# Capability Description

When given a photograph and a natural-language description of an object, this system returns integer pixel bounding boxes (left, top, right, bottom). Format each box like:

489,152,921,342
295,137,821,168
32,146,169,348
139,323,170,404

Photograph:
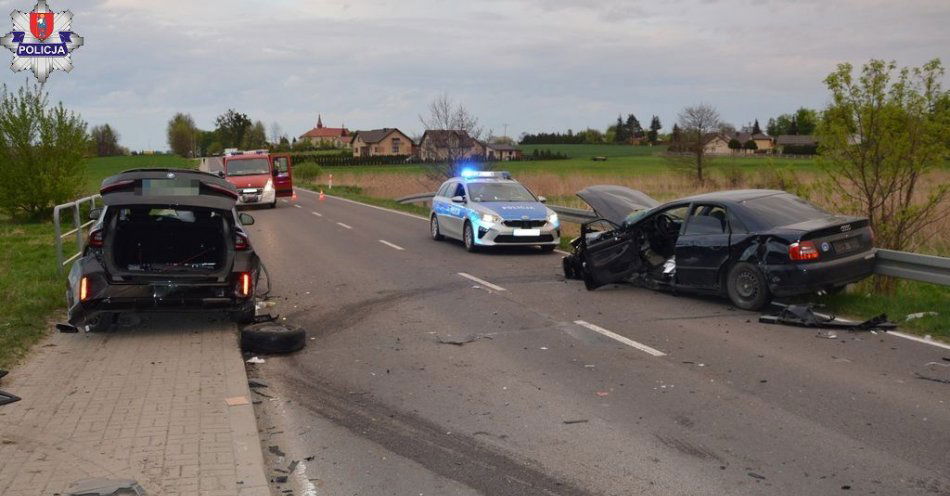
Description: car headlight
481,213,500,224
548,213,559,224
263,178,274,192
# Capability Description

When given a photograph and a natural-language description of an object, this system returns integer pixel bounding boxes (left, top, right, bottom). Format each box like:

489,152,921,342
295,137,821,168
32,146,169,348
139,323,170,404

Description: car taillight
88,228,103,248
235,232,249,251
236,272,252,298
79,276,90,301
789,241,820,261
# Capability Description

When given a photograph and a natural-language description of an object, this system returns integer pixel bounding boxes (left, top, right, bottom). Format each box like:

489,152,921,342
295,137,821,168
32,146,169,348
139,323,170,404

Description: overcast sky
0,0,947,150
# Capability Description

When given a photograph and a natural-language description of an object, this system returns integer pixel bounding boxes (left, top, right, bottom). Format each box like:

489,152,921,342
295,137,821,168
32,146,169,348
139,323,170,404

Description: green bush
0,84,88,221
294,163,323,182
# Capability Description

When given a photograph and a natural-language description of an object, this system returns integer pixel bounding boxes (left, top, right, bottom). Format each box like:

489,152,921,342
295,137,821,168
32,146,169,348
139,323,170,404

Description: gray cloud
0,0,945,149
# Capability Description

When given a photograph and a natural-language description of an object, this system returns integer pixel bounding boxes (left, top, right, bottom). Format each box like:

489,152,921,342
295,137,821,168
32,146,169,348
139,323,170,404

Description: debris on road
0,370,20,407
760,303,896,331
241,323,306,354
595,391,610,397
246,356,266,364
816,330,838,339
747,472,767,480
67,478,146,496
248,379,269,388
269,445,286,457
563,419,589,424
225,396,249,406
436,334,493,346
915,361,950,385
905,311,938,321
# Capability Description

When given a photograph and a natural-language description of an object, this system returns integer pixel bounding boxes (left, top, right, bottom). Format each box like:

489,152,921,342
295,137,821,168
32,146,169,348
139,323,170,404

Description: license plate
241,195,259,203
513,228,541,237
833,238,860,253
242,188,257,194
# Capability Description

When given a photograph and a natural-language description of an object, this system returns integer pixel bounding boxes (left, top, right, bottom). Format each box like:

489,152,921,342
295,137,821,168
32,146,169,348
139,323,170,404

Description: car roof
452,177,519,184
672,189,786,204
100,168,238,209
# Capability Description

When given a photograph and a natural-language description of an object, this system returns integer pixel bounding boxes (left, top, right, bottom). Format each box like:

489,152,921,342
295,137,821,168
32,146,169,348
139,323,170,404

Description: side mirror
88,208,102,221
451,195,465,203
537,196,547,203
239,213,255,225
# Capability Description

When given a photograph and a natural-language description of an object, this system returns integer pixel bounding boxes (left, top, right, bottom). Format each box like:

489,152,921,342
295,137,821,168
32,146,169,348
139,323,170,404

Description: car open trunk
104,206,233,280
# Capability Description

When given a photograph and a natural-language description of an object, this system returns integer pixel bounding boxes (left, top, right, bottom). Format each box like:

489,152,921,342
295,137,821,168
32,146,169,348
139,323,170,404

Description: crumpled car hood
576,185,659,225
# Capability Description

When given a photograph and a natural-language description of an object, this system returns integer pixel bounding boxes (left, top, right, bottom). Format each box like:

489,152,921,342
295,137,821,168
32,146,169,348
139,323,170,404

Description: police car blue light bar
460,170,512,179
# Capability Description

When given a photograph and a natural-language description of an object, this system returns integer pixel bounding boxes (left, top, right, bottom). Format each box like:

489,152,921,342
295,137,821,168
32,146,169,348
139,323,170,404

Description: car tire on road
463,222,478,252
562,255,579,279
269,200,277,209
726,262,770,310
240,323,306,354
430,215,444,241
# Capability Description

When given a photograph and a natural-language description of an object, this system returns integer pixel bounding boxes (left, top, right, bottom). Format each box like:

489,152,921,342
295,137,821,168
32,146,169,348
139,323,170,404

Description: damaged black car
563,186,876,310
65,169,261,331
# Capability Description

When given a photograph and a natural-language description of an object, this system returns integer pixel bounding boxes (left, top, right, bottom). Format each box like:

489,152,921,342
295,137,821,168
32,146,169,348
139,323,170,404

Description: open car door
579,219,642,290
271,154,293,197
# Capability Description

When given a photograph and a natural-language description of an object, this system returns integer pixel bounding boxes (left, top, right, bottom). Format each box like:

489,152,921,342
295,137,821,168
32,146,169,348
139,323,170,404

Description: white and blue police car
429,170,560,252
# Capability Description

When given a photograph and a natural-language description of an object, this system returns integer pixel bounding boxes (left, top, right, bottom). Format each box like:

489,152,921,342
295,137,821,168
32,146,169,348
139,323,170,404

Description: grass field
0,155,194,369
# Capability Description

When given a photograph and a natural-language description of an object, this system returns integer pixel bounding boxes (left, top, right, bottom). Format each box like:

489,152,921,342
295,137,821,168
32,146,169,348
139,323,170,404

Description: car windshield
743,193,830,227
226,158,270,176
468,182,536,202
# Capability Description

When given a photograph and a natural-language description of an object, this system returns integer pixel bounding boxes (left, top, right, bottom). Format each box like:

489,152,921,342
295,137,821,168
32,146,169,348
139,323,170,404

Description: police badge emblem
1,1,83,83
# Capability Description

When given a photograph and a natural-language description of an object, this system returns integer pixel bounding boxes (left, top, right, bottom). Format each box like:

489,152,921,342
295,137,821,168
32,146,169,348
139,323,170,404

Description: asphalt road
243,189,950,496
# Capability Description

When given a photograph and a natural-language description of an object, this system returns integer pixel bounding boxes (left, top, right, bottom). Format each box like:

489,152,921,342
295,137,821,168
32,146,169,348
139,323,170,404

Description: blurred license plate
833,238,860,253
513,228,541,236
242,195,259,203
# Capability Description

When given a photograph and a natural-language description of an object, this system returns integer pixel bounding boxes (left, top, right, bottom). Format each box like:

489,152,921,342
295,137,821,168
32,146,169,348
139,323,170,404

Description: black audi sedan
65,169,261,331
562,186,876,310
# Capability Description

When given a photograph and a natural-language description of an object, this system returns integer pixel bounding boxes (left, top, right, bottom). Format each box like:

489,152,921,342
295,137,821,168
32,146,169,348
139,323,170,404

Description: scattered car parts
759,303,896,330
240,323,306,354
0,370,19,406
67,478,146,496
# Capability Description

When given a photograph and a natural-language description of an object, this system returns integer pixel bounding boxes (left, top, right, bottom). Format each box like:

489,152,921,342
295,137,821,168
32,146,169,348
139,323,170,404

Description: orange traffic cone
291,191,298,201
319,190,325,201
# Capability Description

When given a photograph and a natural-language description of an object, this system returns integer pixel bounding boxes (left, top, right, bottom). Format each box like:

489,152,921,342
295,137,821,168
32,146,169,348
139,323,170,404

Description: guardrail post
53,205,64,274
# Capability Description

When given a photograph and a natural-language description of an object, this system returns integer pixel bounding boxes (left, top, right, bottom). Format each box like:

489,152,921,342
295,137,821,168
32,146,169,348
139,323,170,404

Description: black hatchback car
563,186,876,310
65,169,261,331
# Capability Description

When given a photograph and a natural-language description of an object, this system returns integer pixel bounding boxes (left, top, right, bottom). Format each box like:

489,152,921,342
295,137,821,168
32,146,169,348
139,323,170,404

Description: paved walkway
0,316,268,496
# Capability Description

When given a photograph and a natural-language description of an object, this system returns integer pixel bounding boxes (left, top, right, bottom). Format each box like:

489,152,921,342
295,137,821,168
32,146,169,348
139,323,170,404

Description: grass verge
0,155,195,369
307,183,429,218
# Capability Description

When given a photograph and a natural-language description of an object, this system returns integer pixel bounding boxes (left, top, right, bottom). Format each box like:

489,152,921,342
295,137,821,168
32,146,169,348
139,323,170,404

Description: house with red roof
299,115,351,148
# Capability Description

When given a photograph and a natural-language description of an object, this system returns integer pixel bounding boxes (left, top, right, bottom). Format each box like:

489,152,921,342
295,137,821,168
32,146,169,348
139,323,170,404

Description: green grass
309,182,429,217
0,155,195,369
520,143,666,158
815,278,949,339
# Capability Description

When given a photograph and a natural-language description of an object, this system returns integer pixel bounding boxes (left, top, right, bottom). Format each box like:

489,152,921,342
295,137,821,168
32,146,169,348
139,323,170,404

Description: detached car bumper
473,219,560,246
765,250,876,297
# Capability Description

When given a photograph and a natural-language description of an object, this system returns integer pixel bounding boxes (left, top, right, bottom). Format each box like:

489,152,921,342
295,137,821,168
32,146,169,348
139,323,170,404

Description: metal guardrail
53,194,101,274
396,192,949,286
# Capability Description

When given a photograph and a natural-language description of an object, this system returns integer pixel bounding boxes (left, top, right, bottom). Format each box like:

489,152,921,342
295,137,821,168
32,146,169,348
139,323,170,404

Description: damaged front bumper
472,218,560,247
236,186,276,206
764,250,876,297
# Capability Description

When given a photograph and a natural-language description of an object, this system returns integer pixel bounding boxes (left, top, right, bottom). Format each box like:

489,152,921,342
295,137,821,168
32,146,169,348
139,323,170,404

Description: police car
429,171,560,252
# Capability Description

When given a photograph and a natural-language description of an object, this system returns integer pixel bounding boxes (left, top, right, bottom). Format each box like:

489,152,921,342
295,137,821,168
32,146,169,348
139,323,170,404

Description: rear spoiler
100,178,238,200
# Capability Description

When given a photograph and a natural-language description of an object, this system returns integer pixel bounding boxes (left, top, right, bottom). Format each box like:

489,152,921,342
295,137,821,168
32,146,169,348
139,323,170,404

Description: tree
818,58,949,271
728,138,742,152
214,109,251,148
242,120,267,149
418,93,485,179
648,115,662,144
752,119,762,135
671,103,721,182
766,117,778,136
793,107,818,135
166,112,198,157
268,122,283,144
787,117,799,135
89,124,121,156
613,115,628,143
625,114,643,138
743,139,758,151
0,84,88,220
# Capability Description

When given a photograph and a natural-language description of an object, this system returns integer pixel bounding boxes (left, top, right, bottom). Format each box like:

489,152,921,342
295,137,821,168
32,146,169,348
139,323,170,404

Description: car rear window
742,193,829,228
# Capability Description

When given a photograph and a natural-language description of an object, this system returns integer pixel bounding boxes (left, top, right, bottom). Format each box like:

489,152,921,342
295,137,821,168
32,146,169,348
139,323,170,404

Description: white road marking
311,211,322,217
297,187,427,221
887,330,950,351
458,272,506,292
336,222,352,229
574,320,666,357
379,240,405,251
294,204,302,208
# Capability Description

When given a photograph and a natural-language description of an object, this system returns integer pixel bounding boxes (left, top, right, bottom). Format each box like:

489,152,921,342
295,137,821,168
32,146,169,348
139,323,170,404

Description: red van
222,150,294,208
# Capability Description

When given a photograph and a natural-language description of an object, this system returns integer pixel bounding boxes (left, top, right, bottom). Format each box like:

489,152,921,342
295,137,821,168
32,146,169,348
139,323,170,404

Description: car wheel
240,323,306,354
430,215,444,241
463,222,478,252
269,200,277,209
562,255,578,279
726,262,770,310
86,312,116,332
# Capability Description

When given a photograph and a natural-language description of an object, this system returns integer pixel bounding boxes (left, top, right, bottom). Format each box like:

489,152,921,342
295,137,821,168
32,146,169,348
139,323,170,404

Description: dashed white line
311,211,322,217
887,330,950,351
379,240,405,251
458,272,506,292
336,222,352,229
297,187,427,221
574,320,666,357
